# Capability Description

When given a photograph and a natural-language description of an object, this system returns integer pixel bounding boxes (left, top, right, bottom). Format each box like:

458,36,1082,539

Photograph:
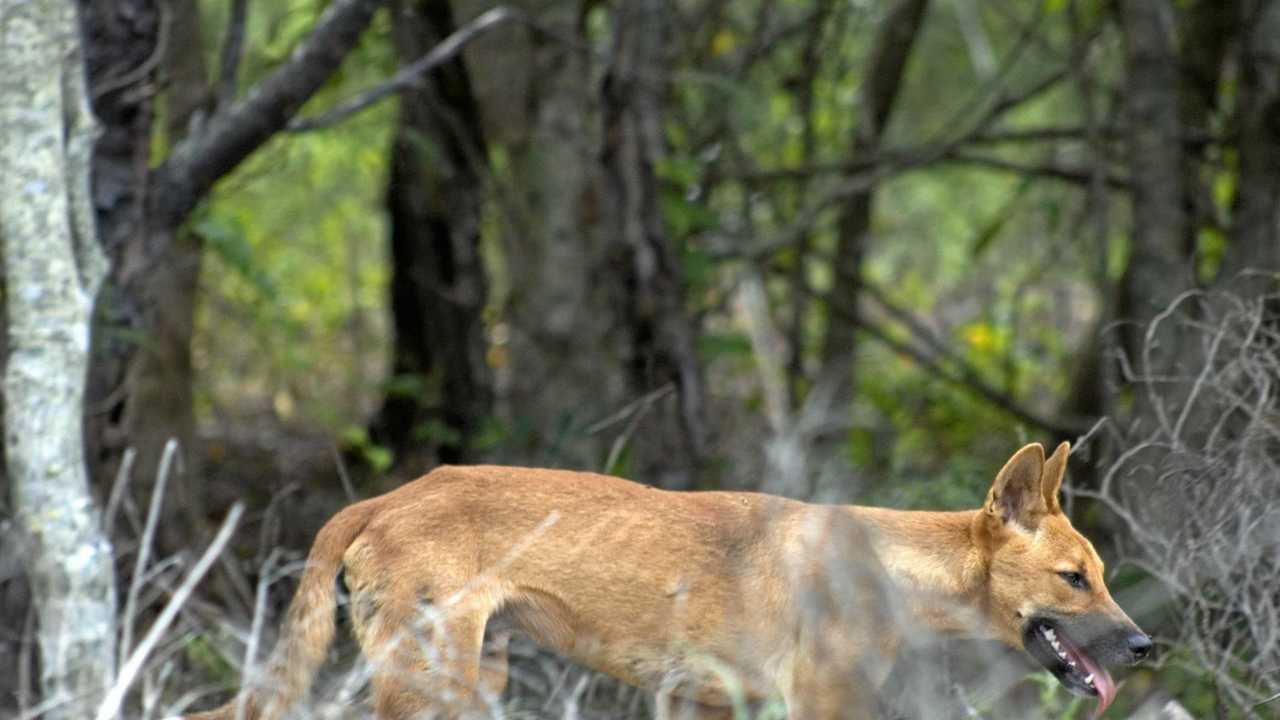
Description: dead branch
1087,286,1280,711
287,6,521,133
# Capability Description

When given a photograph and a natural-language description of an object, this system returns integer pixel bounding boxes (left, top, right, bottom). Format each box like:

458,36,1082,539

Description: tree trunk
454,0,631,470
817,0,928,475
373,0,493,464
81,0,162,505
81,0,388,550
0,1,118,715
84,0,211,554
1118,0,1197,428
601,0,710,488
1221,0,1280,294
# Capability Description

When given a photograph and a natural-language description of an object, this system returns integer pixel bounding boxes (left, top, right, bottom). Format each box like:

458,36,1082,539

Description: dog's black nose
1127,632,1153,661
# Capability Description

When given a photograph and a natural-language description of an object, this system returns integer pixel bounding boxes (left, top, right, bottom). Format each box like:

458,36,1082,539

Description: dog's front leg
782,655,878,720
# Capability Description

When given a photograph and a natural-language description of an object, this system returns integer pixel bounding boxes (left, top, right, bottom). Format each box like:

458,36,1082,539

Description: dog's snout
1127,632,1153,661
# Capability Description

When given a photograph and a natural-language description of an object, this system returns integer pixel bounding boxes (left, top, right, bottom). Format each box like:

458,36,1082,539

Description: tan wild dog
181,442,1151,719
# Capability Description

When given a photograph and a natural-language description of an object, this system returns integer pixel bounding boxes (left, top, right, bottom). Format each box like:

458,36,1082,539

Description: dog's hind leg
346,568,498,719
426,609,495,718
478,627,511,703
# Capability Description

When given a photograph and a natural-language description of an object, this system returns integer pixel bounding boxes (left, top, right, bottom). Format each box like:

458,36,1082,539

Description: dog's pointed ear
1041,441,1069,514
983,443,1047,531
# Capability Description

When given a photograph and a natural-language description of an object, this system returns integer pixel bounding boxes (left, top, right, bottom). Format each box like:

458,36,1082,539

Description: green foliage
340,425,393,473
1027,671,1087,719
182,634,237,684
412,418,463,448
699,331,754,361
193,1,395,431
191,213,278,300
161,0,1276,714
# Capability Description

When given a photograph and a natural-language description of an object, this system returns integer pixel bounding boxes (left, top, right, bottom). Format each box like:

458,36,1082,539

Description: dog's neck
843,506,989,636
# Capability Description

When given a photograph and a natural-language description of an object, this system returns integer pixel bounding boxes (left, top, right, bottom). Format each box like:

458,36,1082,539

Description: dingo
183,442,1150,718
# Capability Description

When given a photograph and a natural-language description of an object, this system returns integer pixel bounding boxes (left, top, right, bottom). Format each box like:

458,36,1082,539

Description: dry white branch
97,502,245,720
1093,285,1280,712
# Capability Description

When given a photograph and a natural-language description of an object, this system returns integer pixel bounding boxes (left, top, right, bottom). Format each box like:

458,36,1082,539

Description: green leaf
383,373,428,400
1196,227,1226,283
662,188,720,239
699,331,753,359
192,214,278,300
413,419,464,447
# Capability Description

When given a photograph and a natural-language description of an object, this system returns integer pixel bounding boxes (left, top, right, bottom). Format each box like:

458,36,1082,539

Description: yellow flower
964,323,996,353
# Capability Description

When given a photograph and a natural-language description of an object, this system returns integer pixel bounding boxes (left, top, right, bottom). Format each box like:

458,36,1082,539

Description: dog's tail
182,499,378,720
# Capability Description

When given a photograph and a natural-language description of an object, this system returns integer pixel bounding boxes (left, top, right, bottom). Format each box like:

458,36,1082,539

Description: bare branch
287,6,521,133
944,151,1130,190
153,0,389,225
119,440,180,668
793,273,1085,437
1092,287,1280,709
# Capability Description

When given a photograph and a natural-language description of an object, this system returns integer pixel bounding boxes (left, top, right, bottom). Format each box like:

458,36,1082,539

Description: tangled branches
1083,284,1280,713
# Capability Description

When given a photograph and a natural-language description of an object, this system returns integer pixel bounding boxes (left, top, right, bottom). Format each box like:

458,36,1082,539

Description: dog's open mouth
1024,618,1116,716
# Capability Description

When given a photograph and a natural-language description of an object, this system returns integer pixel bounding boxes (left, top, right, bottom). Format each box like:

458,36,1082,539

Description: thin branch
855,308,1084,437
102,448,136,538
802,278,1085,436
216,0,250,109
91,3,171,100
287,6,520,133
585,383,676,435
119,440,180,668
726,126,1214,186
970,125,1107,143
708,160,916,261
944,151,1131,190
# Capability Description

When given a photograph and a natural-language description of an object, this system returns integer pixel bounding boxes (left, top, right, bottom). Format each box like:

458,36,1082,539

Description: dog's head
975,442,1152,716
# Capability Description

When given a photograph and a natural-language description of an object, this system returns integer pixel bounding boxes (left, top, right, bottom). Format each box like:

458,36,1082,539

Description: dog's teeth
1044,628,1056,640
1085,673,1094,685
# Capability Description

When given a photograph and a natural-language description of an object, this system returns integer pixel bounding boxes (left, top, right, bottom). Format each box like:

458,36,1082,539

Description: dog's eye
1059,571,1088,590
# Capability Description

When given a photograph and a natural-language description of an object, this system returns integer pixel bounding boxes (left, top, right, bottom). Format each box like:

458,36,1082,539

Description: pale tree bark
0,1,118,716
602,0,709,488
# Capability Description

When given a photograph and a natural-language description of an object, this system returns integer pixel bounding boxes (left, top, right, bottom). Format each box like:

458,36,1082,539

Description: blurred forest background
1,0,1279,717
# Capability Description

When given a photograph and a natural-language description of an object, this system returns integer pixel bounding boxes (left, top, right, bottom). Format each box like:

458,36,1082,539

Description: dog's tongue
1075,648,1116,717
